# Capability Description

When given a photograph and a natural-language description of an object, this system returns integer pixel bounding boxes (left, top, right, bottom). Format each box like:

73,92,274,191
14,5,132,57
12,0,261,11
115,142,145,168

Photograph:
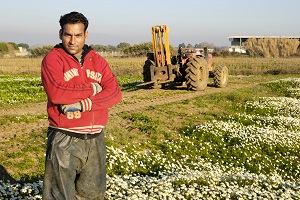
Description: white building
15,47,29,56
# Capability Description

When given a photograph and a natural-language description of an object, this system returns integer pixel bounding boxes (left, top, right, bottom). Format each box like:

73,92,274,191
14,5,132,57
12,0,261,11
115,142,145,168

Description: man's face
59,23,88,57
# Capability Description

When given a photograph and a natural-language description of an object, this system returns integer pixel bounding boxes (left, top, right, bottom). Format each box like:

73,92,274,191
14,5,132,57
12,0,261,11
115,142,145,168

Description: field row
1,56,300,75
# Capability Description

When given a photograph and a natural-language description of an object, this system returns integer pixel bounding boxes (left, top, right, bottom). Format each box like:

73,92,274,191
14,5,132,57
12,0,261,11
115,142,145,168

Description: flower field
1,78,299,199
0,75,45,108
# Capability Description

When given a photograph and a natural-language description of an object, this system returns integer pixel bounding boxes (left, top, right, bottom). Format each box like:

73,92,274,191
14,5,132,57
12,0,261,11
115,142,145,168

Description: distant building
15,47,29,57
227,36,300,53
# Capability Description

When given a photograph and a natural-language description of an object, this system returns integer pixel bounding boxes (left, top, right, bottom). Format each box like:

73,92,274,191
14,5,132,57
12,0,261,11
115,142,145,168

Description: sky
1,0,299,48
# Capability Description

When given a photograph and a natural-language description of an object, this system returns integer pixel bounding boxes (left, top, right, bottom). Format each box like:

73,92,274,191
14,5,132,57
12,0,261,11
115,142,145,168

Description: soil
0,80,252,142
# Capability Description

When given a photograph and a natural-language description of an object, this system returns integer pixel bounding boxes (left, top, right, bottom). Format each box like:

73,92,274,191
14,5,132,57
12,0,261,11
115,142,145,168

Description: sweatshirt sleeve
89,55,122,110
41,50,94,105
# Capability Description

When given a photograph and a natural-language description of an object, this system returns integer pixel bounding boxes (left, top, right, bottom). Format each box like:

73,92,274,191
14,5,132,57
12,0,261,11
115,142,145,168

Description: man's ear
85,30,89,42
59,29,62,40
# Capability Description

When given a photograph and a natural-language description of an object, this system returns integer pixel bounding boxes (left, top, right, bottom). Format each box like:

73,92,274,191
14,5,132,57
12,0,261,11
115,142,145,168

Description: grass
1,74,299,182
0,74,45,108
0,130,47,182
0,114,47,126
0,56,300,199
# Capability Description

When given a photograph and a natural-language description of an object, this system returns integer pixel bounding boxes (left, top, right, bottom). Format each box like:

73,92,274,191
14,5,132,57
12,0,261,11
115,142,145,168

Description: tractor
140,24,228,90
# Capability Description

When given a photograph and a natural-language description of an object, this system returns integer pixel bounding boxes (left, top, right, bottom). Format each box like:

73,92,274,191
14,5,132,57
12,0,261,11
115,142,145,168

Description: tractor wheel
213,65,228,88
143,59,154,82
185,57,209,91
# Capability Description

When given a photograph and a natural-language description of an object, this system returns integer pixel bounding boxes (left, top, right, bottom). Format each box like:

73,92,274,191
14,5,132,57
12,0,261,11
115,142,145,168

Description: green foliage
178,43,186,48
91,42,179,57
0,75,46,108
108,78,300,181
0,114,47,126
91,44,117,52
8,42,19,50
181,81,300,178
0,42,9,53
0,61,300,192
116,75,142,91
29,46,53,57
265,79,300,98
194,42,216,49
0,42,18,53
121,112,160,135
0,130,47,182
123,42,153,56
18,43,30,50
121,42,177,57
116,42,130,49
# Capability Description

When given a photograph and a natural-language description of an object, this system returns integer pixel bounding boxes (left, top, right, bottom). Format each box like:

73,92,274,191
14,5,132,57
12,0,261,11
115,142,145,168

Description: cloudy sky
1,0,299,47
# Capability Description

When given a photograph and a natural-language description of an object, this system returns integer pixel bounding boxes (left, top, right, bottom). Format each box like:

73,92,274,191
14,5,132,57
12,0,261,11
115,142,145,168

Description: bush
8,42,19,50
29,46,53,57
0,42,9,53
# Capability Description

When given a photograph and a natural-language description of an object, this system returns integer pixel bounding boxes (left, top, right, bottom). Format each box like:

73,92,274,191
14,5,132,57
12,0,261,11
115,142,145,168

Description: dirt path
0,81,251,141
109,84,246,115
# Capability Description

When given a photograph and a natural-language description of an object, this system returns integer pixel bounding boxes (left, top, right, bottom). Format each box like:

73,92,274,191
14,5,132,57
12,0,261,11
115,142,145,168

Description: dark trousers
42,129,106,200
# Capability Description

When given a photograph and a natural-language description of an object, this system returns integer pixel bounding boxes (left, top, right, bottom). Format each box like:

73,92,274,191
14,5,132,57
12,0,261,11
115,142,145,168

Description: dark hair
59,12,89,31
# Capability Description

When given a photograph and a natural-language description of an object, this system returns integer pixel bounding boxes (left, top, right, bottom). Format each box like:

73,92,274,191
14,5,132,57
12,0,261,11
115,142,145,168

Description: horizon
1,0,299,48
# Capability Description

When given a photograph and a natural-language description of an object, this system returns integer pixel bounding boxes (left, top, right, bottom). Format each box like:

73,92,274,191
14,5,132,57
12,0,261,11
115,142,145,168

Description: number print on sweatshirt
67,111,81,119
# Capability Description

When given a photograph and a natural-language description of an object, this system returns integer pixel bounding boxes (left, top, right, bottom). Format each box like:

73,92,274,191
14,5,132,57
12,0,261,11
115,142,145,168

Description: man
41,11,122,199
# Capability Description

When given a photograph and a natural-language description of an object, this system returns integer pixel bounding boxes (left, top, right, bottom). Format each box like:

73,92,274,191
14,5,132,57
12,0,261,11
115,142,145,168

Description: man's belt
49,127,102,140
63,131,101,140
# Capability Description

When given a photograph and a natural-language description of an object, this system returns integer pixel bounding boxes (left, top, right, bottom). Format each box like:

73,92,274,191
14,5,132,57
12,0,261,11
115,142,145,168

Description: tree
195,42,215,49
178,43,186,48
18,43,30,50
30,46,52,57
90,44,117,52
116,42,131,49
123,42,152,56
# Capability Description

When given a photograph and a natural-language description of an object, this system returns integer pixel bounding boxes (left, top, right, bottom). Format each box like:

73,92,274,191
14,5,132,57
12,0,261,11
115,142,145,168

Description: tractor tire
143,59,154,82
213,65,228,88
185,57,209,91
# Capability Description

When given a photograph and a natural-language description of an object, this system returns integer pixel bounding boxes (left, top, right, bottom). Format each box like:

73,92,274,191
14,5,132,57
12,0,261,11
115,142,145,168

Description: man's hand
59,98,92,118
91,83,102,96
60,102,82,114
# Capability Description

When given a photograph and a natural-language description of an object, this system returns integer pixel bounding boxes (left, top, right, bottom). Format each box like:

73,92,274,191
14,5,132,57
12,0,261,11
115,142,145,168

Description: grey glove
91,83,102,96
60,102,82,114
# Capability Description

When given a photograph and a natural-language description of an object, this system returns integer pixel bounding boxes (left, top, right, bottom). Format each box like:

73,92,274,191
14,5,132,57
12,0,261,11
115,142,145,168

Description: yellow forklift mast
151,25,171,67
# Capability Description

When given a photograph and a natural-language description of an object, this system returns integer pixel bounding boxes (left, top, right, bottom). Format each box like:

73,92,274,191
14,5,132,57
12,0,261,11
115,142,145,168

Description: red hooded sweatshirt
41,44,122,134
